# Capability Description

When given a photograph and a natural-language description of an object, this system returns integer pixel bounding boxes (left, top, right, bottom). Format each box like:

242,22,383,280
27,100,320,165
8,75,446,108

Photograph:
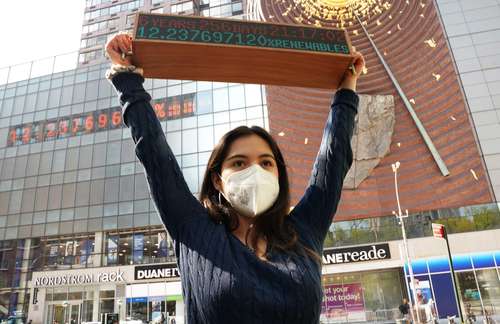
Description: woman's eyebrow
259,154,276,160
225,153,275,161
226,154,248,161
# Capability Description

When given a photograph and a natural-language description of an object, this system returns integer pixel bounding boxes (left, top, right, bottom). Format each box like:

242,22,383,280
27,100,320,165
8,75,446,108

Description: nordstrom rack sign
34,269,125,287
322,243,391,265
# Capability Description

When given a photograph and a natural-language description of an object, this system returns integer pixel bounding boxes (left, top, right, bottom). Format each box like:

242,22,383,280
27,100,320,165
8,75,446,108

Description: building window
99,289,115,316
151,7,164,14
126,14,136,25
171,1,194,13
78,49,104,63
104,230,175,266
41,235,95,270
84,0,144,21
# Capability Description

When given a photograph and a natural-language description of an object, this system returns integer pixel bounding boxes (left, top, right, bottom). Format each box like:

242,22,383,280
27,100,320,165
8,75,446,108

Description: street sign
432,223,445,239
431,222,463,321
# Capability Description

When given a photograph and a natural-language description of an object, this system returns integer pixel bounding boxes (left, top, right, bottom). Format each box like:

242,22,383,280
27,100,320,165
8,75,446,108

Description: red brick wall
262,1,494,220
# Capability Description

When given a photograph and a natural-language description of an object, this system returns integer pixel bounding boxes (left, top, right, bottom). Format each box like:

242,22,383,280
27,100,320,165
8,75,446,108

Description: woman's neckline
228,231,271,263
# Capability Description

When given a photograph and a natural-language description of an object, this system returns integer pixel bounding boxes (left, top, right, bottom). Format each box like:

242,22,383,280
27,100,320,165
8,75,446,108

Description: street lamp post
117,298,123,322
392,161,421,323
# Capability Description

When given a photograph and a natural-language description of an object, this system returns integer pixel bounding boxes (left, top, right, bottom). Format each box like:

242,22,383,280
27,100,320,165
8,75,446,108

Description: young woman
105,32,365,323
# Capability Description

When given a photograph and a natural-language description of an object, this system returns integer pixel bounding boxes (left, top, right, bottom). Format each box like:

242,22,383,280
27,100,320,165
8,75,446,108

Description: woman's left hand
339,50,365,92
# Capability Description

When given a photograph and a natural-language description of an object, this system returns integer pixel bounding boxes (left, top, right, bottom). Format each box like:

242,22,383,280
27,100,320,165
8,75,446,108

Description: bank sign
322,243,391,265
134,263,180,280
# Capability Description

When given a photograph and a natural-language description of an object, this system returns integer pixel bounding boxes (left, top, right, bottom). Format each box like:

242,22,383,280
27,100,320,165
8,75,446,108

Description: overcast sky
0,0,86,69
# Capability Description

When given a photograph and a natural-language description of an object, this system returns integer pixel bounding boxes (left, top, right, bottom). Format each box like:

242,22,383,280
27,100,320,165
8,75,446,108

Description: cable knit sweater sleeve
289,88,358,252
110,72,206,241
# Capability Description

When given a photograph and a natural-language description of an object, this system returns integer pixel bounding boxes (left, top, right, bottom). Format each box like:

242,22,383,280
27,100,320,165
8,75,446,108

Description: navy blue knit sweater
111,72,359,324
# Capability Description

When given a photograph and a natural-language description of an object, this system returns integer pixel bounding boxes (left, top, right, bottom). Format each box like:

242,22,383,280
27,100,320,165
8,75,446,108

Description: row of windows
82,19,119,35
1,85,265,148
2,87,263,139
79,48,105,64
0,88,262,153
0,212,164,240
83,5,166,40
0,227,173,287
85,0,111,7
200,2,243,17
150,6,165,14
81,33,114,49
0,78,264,120
5,91,194,147
0,72,113,118
0,63,245,100
36,229,175,270
0,67,111,107
84,0,144,21
0,123,266,211
0,176,151,215
0,146,216,188
171,1,195,13
0,140,140,182
0,197,158,227
0,122,267,220
1,68,105,99
0,107,266,165
201,0,234,6
1,110,266,176
1,199,158,226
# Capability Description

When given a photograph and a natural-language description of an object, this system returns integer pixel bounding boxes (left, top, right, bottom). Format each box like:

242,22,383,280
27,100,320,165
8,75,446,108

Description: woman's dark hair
199,126,320,262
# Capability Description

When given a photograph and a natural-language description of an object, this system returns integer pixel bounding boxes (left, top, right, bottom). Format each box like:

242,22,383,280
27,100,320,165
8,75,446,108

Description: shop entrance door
47,302,81,324
69,304,81,324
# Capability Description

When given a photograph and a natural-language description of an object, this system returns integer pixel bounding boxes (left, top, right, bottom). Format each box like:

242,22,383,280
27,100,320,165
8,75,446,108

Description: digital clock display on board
7,93,195,147
135,14,350,55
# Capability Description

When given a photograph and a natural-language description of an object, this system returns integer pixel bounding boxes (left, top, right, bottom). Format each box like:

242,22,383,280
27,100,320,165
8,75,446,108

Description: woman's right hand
105,32,134,65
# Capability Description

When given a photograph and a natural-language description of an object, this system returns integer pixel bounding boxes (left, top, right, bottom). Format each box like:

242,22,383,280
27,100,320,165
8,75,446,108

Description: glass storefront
405,252,500,322
456,268,500,321
26,228,177,273
126,282,183,323
28,263,184,324
44,285,116,324
320,269,405,323
126,297,179,323
320,252,500,323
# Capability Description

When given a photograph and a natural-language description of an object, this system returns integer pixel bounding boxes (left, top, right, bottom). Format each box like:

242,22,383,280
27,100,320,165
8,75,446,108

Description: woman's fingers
105,33,134,65
117,35,130,55
105,41,121,64
351,51,365,76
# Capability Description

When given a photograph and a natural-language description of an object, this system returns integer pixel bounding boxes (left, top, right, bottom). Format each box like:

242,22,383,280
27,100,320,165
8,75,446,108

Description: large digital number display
7,93,195,147
135,14,350,55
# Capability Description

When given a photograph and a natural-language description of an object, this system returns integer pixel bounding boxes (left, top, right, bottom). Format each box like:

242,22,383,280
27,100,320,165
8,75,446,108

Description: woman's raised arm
290,52,364,250
106,33,206,242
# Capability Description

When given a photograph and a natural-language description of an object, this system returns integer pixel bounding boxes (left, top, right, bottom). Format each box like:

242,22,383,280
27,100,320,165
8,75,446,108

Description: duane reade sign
134,263,180,280
322,243,391,265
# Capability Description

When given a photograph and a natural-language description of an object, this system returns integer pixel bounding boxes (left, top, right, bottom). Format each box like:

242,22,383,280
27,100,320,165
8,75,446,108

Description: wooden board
131,13,354,89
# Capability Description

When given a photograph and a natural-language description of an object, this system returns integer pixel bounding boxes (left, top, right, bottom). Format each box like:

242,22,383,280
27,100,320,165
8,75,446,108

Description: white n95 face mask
220,164,280,217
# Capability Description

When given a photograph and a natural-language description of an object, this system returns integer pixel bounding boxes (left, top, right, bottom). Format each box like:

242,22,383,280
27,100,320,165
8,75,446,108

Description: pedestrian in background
399,298,410,322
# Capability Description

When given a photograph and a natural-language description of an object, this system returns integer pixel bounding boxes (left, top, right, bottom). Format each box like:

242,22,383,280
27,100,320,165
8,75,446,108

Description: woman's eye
261,160,273,167
233,160,245,168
